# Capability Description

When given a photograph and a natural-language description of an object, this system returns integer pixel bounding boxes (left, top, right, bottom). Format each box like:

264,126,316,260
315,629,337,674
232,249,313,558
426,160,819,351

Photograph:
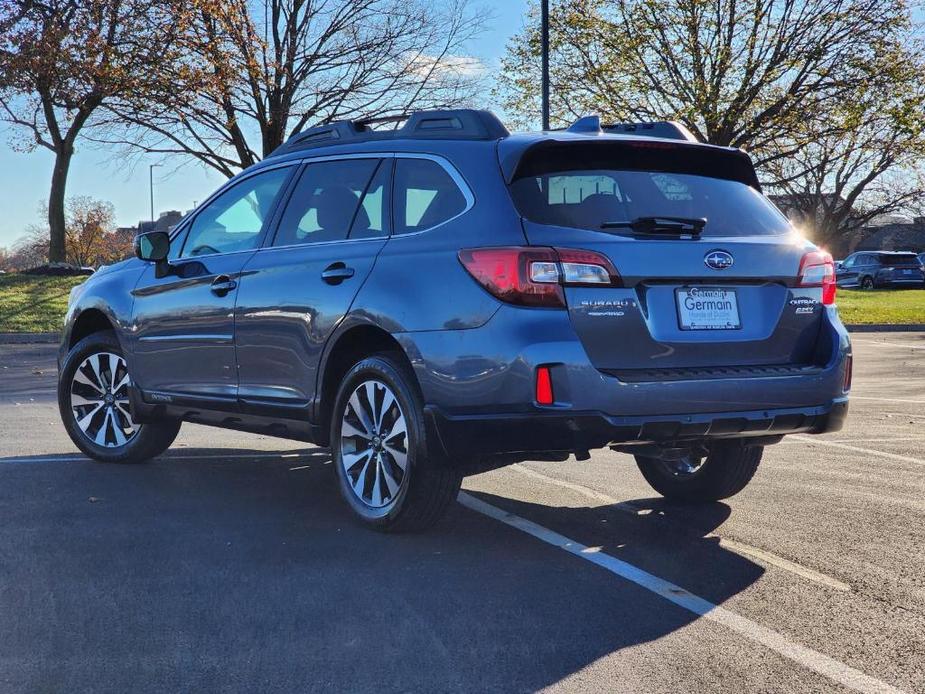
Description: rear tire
331,354,460,532
58,331,181,464
635,443,763,503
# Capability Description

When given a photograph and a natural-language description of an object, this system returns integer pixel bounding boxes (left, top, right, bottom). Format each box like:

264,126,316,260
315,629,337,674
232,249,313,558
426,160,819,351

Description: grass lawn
0,273,86,333
836,288,925,325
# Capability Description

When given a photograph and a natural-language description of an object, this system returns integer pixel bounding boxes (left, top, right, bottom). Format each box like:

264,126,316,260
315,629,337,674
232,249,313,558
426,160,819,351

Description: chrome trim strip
137,334,233,344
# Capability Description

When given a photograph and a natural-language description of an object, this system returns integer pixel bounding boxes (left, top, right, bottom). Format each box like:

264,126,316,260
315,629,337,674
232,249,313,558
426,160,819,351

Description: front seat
313,186,368,242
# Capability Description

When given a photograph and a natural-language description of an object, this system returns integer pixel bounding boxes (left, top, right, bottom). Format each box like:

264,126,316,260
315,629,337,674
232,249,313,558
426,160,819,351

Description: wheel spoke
348,392,374,436
352,457,371,497
371,456,383,506
109,412,128,446
94,409,113,445
377,389,395,430
342,449,370,474
364,382,379,429
381,460,400,498
87,355,105,391
73,369,104,394
341,418,371,441
71,393,101,408
384,444,408,472
76,402,104,432
112,371,131,396
384,418,406,446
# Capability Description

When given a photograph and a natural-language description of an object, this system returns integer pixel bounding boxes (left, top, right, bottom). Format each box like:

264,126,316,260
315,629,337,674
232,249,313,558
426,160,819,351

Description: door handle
210,275,238,296
321,262,355,285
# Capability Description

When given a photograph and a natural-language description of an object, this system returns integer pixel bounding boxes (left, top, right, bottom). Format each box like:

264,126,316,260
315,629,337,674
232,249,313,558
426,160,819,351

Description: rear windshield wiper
601,216,707,235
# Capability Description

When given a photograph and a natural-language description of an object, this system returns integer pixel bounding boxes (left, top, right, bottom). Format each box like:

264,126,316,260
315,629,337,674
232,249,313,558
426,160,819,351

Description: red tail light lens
458,247,620,308
536,365,554,405
798,251,836,305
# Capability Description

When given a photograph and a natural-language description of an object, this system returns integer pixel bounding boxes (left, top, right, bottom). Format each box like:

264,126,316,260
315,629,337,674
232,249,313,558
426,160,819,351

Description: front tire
860,276,875,290
635,443,763,503
58,331,180,464
331,354,460,532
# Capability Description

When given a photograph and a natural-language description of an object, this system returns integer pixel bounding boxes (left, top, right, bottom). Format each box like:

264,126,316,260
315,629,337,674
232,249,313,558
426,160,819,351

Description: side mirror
135,231,170,262
134,231,171,277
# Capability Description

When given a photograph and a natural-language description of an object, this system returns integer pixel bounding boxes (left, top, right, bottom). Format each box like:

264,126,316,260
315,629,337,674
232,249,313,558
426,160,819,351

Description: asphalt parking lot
1,333,923,693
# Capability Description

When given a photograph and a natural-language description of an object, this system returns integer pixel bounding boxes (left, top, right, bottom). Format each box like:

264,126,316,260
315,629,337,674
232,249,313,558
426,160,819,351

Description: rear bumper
424,399,848,463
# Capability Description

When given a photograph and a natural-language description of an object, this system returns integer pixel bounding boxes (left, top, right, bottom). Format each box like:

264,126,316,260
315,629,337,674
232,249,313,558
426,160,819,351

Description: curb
845,324,925,332
0,332,60,344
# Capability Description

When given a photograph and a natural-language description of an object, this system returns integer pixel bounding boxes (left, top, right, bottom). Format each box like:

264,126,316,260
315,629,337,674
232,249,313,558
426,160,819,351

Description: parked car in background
835,251,925,289
917,252,925,268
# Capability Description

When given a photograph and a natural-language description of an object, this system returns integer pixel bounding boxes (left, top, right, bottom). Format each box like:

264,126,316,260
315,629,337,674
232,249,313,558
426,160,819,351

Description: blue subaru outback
57,110,851,531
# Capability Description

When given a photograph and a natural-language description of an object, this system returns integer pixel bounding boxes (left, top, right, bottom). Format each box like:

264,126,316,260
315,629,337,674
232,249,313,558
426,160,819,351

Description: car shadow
0,450,764,693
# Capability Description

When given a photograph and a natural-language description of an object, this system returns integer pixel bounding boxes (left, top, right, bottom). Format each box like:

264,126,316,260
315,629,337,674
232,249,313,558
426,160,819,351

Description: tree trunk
48,147,72,264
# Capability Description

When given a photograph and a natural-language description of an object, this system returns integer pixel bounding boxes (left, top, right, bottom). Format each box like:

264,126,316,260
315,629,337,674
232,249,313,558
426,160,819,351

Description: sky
0,0,530,248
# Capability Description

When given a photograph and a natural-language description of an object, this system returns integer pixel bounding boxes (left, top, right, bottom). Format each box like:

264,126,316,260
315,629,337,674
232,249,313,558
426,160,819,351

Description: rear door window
392,158,468,234
273,158,381,246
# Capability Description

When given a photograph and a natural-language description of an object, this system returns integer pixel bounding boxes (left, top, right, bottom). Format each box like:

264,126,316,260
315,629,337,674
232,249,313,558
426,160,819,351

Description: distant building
852,217,925,254
119,210,185,238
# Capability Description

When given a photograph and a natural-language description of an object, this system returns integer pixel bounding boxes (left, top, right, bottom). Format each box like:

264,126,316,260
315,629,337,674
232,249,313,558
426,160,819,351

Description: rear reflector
536,366,554,405
798,251,836,305
459,246,620,308
844,355,853,391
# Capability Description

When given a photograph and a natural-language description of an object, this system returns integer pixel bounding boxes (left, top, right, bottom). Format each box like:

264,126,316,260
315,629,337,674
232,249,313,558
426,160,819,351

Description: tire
860,276,875,290
635,442,763,503
58,330,181,464
330,353,460,532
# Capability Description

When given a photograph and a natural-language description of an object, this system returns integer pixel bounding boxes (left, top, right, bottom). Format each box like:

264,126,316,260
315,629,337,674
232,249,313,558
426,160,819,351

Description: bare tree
104,0,489,178
0,0,194,262
496,0,925,248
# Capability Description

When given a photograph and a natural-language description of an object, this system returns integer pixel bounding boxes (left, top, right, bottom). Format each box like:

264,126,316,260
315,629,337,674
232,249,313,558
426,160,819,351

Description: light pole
149,163,162,223
541,0,550,130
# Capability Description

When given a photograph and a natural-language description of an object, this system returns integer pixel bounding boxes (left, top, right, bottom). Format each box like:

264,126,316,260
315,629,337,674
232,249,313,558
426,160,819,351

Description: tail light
458,247,620,308
798,251,836,305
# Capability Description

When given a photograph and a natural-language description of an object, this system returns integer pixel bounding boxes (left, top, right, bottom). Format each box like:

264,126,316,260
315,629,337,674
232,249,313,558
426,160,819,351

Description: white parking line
509,464,851,591
459,492,903,694
790,436,925,467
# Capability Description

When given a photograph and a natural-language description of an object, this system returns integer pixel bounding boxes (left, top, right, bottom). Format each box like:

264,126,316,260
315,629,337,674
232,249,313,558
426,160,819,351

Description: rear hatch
507,138,828,376
876,253,924,282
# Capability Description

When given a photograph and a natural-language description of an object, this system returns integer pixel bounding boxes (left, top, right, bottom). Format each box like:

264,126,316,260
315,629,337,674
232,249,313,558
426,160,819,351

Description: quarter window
393,158,468,234
182,167,290,258
274,159,381,246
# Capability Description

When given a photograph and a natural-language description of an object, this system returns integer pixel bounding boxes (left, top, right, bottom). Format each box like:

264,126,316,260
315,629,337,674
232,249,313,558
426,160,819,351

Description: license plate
903,269,914,275
676,287,741,330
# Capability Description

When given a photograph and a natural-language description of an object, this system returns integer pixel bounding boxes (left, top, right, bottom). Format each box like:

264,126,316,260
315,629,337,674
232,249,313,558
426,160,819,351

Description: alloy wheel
70,351,139,448
661,454,706,477
339,379,409,509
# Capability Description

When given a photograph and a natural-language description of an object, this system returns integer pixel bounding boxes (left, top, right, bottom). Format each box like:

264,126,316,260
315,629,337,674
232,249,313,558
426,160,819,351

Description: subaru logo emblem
705,250,734,270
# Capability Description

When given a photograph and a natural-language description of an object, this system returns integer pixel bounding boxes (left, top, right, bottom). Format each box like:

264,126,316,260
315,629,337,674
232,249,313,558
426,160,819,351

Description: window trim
168,161,297,261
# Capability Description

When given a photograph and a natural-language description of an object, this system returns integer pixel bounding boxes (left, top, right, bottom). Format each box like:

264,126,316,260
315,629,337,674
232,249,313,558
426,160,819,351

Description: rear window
877,254,919,264
510,169,790,237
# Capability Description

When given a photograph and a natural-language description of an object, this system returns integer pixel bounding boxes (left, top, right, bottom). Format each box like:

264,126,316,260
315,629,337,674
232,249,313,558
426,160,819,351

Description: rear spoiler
499,137,762,191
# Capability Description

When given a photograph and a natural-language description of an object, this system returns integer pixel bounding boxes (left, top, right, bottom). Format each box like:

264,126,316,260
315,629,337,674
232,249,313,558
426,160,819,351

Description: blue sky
0,0,530,247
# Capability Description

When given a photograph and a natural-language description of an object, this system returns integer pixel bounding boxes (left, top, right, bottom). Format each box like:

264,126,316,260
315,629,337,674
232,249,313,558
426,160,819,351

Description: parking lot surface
1,333,923,693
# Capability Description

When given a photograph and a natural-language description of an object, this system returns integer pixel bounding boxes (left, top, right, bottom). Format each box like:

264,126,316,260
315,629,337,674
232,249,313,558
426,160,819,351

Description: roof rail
269,109,510,158
603,120,698,142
